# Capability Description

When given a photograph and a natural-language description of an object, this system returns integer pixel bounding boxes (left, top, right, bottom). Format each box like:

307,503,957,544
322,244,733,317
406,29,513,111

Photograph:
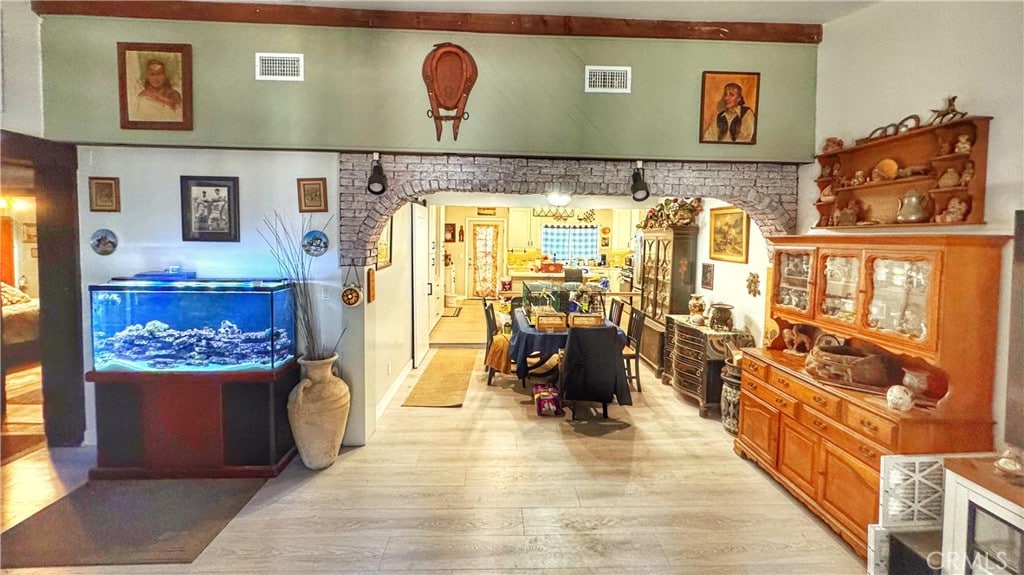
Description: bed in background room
2,282,40,369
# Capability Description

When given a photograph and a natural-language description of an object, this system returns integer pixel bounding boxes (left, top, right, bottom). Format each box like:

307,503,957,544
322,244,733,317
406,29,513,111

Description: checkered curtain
541,225,598,263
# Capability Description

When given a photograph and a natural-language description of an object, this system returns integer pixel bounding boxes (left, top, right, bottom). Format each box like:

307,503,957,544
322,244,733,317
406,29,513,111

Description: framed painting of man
118,42,193,130
699,71,760,145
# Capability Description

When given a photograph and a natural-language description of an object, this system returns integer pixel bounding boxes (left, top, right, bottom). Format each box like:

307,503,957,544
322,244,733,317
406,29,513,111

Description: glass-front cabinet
863,252,940,353
816,250,861,328
773,248,815,320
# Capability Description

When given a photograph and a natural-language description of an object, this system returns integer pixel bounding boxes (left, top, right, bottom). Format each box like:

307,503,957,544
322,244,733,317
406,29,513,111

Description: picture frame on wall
180,176,240,242
297,177,328,213
699,71,760,144
89,177,121,212
444,223,456,243
709,206,750,263
702,263,715,290
377,216,393,270
118,42,193,131
22,223,37,243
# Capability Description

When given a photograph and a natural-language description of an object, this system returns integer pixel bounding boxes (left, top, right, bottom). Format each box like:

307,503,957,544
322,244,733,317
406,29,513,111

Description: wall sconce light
630,161,650,202
367,152,388,195
547,192,571,207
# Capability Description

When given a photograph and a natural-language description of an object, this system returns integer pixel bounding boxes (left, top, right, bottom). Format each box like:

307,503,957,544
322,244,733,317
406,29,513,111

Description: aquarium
522,281,573,314
89,279,295,372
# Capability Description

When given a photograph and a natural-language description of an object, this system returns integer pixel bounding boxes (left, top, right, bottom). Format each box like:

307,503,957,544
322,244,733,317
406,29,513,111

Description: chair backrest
626,308,645,347
558,325,629,403
608,297,624,326
509,296,524,313
484,303,497,353
563,267,583,284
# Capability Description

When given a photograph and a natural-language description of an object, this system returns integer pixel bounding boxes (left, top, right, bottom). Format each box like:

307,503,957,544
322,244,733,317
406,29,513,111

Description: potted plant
260,212,348,470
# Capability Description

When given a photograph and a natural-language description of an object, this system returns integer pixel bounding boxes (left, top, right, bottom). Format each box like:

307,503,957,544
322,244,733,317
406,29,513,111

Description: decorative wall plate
90,228,118,255
302,230,329,257
341,285,363,307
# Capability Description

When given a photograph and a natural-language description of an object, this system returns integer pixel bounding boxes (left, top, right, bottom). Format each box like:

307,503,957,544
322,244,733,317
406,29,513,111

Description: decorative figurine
937,167,961,188
935,196,971,223
954,134,973,154
886,385,915,412
958,161,975,186
849,171,867,187
822,137,844,153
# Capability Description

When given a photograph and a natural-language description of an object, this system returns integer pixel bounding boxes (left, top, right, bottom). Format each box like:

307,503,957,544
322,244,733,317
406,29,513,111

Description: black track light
367,153,387,195
630,164,650,202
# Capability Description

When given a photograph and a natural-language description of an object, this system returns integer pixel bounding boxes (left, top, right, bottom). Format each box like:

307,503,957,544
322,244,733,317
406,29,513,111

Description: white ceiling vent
585,65,631,93
255,53,304,81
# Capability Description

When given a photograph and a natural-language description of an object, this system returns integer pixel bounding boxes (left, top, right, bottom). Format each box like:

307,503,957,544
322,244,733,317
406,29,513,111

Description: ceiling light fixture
630,161,650,202
367,152,388,195
547,191,571,207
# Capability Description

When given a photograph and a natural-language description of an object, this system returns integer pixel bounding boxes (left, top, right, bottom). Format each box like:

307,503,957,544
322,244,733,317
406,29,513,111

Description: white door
467,219,505,298
427,205,444,328
411,203,430,367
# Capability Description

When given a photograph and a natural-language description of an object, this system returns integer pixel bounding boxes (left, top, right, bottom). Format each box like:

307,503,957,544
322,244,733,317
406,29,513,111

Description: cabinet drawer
769,373,841,419
799,407,889,471
843,403,897,449
742,376,797,419
742,355,768,380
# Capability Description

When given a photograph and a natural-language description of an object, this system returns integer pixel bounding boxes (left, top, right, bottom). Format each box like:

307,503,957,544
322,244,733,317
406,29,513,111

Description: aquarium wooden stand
87,360,300,479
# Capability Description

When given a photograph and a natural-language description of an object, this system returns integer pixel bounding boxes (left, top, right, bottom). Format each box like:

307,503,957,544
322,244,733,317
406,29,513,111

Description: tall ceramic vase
288,353,350,470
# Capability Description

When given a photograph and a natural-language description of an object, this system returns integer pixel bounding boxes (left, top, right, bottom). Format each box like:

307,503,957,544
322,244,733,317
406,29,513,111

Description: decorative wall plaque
422,42,478,141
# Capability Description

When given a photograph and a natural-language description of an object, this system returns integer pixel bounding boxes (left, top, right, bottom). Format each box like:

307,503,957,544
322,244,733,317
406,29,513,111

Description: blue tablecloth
508,308,625,380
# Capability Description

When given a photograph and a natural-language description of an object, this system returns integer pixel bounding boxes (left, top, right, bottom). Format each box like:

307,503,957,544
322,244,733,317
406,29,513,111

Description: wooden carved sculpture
422,42,478,141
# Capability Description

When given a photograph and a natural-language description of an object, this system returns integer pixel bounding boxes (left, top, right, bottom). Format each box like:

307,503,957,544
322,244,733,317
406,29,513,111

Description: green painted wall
41,17,817,161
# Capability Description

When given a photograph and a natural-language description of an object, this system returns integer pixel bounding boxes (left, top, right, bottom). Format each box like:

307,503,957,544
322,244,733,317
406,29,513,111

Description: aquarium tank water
89,279,296,372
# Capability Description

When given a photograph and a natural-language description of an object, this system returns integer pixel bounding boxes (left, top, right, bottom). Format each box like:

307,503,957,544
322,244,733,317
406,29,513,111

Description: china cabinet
814,116,990,228
736,233,1009,558
637,227,698,375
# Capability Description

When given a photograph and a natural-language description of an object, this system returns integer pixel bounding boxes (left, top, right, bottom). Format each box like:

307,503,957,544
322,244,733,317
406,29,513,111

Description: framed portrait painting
118,42,193,131
180,176,240,242
377,217,393,270
89,177,121,212
444,223,456,243
709,206,750,263
699,71,760,145
297,178,328,213
701,263,715,290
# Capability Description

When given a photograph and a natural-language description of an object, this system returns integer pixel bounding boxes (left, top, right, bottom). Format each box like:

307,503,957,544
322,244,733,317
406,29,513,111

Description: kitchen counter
507,268,619,292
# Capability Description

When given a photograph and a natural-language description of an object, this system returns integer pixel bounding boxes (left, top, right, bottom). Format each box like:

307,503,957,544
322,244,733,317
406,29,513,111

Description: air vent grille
255,53,304,81
585,65,631,93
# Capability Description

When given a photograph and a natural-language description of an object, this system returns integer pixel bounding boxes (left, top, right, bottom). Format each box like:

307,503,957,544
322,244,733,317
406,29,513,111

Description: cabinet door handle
747,381,758,390
775,397,787,407
858,444,877,458
813,395,827,405
812,418,828,431
775,378,789,387
859,418,878,432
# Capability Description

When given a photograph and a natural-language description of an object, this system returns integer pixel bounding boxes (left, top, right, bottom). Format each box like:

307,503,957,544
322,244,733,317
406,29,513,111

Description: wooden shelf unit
814,116,991,228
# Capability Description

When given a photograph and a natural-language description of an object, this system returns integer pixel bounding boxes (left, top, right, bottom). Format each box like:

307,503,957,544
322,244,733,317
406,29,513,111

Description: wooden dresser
736,234,1009,558
663,315,754,416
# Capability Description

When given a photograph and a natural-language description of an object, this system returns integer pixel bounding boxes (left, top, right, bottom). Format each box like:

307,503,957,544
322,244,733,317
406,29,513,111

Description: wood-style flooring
430,300,486,346
0,350,864,574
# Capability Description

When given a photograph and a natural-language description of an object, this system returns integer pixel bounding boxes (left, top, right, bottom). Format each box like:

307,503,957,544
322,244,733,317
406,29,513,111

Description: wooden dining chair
607,297,624,327
623,308,645,392
483,303,511,385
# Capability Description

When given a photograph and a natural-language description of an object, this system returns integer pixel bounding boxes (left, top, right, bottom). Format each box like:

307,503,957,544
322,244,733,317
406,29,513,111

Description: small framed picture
702,263,715,290
477,207,496,216
377,217,393,270
709,206,750,263
89,177,121,212
444,223,456,243
699,71,760,144
297,177,328,213
600,237,610,247
118,42,193,131
22,223,37,243
30,247,38,258
180,176,240,242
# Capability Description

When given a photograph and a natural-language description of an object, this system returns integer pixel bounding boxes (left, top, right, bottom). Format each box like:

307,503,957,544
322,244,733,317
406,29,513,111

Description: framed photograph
297,177,328,213
118,42,193,130
376,216,393,270
22,223,37,243
699,71,760,144
444,223,456,243
30,247,38,258
180,176,240,242
89,177,121,212
600,236,610,247
709,206,750,263
702,263,715,290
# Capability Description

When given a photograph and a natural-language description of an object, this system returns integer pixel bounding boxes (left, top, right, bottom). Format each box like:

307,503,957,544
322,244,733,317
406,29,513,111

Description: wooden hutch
735,233,1009,558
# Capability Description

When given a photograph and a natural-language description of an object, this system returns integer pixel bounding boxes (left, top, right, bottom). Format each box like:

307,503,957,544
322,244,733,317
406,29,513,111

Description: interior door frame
464,217,505,298
1,130,84,446
410,202,430,367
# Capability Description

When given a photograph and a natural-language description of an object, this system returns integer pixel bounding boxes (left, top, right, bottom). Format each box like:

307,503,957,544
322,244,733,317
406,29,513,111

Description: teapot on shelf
895,189,934,224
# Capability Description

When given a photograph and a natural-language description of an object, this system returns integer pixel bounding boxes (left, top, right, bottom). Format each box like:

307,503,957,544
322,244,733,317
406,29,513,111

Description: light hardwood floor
1,350,864,574
430,301,486,346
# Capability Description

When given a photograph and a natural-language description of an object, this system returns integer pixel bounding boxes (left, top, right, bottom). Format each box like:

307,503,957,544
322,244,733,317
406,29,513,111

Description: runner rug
0,478,265,568
402,348,478,408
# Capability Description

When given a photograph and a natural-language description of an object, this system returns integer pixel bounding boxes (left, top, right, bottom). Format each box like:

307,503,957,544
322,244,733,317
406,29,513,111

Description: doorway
467,219,505,298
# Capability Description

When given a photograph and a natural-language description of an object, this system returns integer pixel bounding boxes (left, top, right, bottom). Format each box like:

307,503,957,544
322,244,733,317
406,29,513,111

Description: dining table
508,307,626,382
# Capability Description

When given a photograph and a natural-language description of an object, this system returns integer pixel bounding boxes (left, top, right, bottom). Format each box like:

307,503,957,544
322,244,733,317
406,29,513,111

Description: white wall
813,2,1024,447
0,0,43,136
76,147,350,444
694,198,770,346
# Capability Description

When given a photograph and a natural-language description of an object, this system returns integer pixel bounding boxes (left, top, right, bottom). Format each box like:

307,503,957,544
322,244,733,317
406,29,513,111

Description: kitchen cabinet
508,208,533,249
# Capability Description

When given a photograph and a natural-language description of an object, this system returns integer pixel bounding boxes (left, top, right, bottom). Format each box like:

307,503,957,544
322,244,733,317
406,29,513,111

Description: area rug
442,306,462,317
402,348,478,408
0,433,47,465
0,478,265,568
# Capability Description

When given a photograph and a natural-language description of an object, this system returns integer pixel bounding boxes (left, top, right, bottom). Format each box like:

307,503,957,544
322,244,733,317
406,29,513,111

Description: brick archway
337,153,799,266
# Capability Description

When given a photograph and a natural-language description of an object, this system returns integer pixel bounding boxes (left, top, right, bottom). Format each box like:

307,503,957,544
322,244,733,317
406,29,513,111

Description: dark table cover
508,308,625,380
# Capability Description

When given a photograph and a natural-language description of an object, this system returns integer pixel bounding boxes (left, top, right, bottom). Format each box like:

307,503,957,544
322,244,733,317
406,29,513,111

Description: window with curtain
540,225,599,263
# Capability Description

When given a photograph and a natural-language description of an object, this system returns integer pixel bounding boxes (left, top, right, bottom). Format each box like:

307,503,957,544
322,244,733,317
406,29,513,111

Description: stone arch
337,153,799,266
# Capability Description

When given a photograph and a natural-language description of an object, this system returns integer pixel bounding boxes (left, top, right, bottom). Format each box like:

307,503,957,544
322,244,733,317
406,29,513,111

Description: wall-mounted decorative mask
422,42,478,141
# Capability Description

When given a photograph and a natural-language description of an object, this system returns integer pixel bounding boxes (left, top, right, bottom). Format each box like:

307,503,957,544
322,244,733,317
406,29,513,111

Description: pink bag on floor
533,385,564,417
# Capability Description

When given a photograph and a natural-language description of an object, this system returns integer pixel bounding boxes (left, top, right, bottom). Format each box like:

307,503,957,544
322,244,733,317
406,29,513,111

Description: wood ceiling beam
30,1,823,44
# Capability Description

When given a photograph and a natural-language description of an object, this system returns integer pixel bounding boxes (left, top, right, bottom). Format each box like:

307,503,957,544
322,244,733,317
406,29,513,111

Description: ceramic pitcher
895,189,934,223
